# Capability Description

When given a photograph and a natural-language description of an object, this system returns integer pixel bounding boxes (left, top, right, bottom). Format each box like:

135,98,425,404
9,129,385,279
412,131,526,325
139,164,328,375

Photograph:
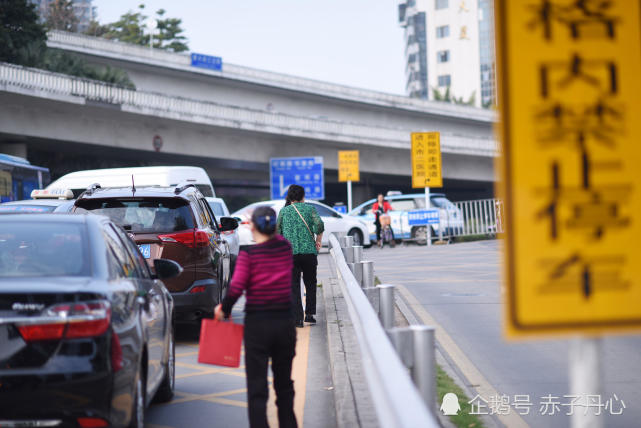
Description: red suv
74,183,238,322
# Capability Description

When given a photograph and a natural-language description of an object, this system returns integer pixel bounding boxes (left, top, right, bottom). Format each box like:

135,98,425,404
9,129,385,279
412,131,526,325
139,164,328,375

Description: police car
0,189,75,214
348,192,463,244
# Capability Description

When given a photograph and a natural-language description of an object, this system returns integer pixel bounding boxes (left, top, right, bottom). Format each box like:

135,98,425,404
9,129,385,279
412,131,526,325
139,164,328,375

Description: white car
206,197,240,264
233,200,371,248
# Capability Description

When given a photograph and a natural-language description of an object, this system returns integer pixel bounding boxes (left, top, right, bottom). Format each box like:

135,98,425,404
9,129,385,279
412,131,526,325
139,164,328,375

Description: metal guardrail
327,234,439,428
0,61,497,156
436,198,504,239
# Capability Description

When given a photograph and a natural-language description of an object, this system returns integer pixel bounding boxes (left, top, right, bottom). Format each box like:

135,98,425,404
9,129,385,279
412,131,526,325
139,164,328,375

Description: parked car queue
0,178,240,427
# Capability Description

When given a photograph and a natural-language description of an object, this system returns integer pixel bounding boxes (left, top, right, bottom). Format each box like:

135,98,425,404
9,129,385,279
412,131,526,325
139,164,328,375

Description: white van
47,166,215,197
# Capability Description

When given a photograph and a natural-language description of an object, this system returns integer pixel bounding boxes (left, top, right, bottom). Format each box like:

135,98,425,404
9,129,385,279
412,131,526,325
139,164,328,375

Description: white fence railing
0,62,498,156
433,198,504,239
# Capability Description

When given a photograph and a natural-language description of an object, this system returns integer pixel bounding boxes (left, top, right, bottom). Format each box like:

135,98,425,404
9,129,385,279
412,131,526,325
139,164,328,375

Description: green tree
102,4,189,52
0,0,47,66
45,0,78,32
41,48,135,88
84,20,109,37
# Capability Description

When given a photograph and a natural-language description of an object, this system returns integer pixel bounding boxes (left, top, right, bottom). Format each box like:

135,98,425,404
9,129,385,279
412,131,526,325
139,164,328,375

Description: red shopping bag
198,318,244,367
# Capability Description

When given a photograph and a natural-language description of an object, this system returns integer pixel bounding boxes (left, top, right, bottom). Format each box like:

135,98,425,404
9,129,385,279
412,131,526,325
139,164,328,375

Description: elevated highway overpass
0,31,498,207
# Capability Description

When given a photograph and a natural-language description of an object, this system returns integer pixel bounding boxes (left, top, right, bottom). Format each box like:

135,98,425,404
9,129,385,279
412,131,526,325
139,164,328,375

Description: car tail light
159,229,210,248
190,285,206,294
77,417,109,428
17,300,111,342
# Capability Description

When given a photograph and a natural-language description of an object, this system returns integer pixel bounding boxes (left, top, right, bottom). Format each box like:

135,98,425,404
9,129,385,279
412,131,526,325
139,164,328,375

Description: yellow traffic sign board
338,150,359,182
496,0,641,337
411,132,442,188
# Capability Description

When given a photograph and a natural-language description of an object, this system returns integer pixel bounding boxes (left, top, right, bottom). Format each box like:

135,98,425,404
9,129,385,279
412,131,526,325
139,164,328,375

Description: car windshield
76,198,195,233
0,204,57,213
208,201,225,217
233,202,277,219
430,197,456,209
0,222,89,277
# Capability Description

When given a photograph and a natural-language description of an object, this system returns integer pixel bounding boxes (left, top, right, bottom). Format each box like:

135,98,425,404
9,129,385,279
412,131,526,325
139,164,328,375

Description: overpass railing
0,62,497,156
327,234,440,428
47,30,496,125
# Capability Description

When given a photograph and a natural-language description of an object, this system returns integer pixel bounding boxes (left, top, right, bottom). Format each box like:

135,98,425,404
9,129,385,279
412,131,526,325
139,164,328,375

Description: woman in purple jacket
215,206,297,428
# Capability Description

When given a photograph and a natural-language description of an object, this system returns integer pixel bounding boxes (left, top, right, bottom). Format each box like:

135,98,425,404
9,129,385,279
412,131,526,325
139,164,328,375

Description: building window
435,0,449,10
436,25,450,38
438,75,451,87
437,50,450,63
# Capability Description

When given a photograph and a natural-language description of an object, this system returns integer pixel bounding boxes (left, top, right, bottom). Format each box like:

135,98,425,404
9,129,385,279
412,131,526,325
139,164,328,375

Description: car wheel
412,226,427,246
129,369,145,428
154,319,175,403
348,228,363,246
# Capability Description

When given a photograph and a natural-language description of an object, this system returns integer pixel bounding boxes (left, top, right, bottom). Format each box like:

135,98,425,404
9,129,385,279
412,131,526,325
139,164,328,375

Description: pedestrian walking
277,185,324,328
215,206,298,428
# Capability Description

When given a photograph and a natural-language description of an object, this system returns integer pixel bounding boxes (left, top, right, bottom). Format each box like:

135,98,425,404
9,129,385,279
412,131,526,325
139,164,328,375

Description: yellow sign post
338,150,359,212
411,132,442,189
496,1,641,339
411,132,442,247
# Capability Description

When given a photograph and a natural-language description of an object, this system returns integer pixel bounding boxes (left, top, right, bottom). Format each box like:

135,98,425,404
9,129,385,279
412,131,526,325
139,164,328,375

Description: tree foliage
42,48,135,88
432,87,477,107
45,0,78,32
101,4,188,52
0,0,48,66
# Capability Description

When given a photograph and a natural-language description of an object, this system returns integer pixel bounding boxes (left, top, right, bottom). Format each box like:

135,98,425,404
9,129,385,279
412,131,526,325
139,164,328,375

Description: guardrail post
349,262,363,286
352,245,363,263
411,325,436,412
341,235,354,248
360,261,374,289
377,284,395,330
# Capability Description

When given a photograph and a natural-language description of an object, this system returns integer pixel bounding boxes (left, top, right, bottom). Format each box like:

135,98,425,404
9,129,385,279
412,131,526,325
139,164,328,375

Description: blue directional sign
270,157,324,200
407,209,440,226
190,53,223,71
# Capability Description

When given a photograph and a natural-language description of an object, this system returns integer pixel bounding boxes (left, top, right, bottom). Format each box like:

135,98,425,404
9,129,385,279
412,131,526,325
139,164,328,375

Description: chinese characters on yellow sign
338,150,359,182
496,0,641,336
411,132,442,188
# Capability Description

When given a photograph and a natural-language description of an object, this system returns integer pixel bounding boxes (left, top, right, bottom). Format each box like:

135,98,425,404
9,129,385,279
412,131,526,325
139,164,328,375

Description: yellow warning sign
411,132,442,188
496,1,641,337
338,150,359,182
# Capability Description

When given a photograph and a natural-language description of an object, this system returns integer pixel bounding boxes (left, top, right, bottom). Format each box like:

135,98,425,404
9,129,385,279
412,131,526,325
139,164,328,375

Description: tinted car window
111,225,151,279
0,205,56,213
196,184,213,197
102,225,140,279
76,198,195,233
0,222,89,277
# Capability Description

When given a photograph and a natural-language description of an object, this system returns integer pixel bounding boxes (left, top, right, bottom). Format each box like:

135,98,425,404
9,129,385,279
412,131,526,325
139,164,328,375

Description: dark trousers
292,253,318,322
244,314,298,428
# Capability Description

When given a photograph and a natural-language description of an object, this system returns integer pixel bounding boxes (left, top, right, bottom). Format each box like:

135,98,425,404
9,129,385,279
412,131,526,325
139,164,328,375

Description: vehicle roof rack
174,182,197,194
82,183,102,197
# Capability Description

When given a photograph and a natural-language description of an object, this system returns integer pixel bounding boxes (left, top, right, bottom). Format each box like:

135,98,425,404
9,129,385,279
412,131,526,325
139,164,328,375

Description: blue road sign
190,53,223,71
408,209,440,226
270,157,324,200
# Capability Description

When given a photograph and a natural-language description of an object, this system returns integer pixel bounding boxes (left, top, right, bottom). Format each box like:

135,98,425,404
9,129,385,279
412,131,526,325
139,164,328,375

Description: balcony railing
0,62,499,156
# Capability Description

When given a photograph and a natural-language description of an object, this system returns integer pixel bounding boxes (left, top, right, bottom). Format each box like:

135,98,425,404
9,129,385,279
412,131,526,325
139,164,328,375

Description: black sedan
0,214,179,427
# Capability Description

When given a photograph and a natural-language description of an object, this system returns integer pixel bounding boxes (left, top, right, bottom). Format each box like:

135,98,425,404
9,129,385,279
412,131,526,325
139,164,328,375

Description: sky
91,1,407,95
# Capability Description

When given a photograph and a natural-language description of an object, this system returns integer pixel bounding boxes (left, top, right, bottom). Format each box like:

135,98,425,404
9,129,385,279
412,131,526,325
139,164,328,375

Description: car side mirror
220,216,239,231
154,258,183,280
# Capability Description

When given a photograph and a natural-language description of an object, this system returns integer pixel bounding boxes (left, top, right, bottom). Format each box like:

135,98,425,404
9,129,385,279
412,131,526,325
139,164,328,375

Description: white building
398,0,496,107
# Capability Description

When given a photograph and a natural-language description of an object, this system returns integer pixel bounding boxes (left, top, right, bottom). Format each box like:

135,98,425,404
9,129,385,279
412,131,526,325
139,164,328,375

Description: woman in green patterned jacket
276,184,324,328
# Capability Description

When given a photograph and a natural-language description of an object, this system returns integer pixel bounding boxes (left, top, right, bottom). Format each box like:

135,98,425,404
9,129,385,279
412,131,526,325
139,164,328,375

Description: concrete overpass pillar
0,143,27,159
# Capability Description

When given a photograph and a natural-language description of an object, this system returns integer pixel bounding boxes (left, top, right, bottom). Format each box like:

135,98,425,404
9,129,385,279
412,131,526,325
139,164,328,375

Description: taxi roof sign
496,0,641,337
31,189,74,200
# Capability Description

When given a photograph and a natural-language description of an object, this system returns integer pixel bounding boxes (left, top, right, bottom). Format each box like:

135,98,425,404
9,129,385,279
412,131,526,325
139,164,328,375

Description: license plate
138,244,151,259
